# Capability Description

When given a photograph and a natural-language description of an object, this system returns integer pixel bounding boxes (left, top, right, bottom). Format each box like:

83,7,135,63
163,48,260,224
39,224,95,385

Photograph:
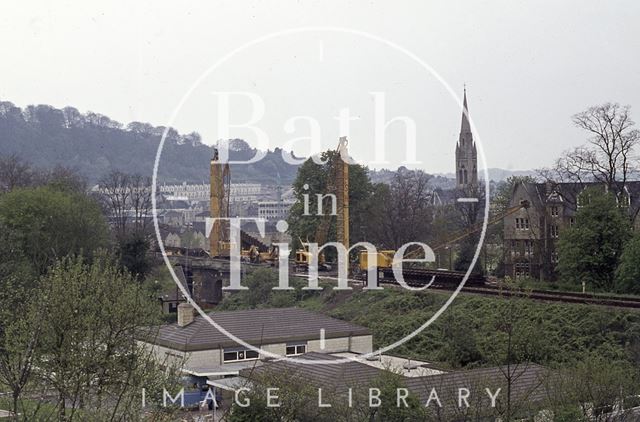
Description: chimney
545,180,554,196
177,302,195,327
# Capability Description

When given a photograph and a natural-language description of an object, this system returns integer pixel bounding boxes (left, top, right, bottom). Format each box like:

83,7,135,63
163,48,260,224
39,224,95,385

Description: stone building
257,199,295,221
503,181,640,280
159,182,262,203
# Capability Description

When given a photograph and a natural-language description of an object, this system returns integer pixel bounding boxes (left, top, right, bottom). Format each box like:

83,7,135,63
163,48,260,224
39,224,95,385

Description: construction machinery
358,200,531,272
295,238,331,271
295,137,350,271
209,147,231,257
241,244,280,265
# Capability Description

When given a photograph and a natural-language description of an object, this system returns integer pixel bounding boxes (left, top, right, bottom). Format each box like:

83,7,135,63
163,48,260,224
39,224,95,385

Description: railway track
430,283,640,309
375,267,640,310
157,249,640,310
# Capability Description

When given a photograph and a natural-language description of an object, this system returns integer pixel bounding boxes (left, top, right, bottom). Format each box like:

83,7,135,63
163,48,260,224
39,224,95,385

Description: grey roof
150,308,371,351
517,180,640,218
240,352,384,389
404,363,548,406
243,353,548,415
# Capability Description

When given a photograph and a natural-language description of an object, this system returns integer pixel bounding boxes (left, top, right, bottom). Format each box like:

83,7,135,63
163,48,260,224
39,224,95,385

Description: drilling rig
295,137,350,270
209,147,231,257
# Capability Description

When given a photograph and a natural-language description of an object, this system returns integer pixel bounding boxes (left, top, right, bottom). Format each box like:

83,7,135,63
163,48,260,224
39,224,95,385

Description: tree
287,151,374,252
614,233,640,294
38,255,177,420
557,187,631,290
368,169,434,249
0,276,42,417
0,186,109,274
98,171,153,278
453,184,486,273
0,154,32,193
545,355,638,422
542,103,640,199
35,164,87,193
478,288,547,421
98,171,152,241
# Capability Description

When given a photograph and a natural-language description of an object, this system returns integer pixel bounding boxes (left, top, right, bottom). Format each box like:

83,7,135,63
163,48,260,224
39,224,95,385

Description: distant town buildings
258,200,296,221
159,182,263,203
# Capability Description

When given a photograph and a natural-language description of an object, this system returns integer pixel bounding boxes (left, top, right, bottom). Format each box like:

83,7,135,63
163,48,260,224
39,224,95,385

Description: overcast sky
1,0,639,173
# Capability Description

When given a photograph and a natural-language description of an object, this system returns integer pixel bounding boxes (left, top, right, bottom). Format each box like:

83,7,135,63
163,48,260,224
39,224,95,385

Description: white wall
140,334,373,369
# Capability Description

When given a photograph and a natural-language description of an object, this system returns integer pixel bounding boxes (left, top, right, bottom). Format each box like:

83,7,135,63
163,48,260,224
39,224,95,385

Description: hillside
0,101,299,185
218,269,640,370
0,100,535,186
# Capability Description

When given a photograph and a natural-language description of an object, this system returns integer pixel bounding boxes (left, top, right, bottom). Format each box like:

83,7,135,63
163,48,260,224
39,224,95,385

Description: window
223,348,259,363
285,343,307,356
514,262,530,278
550,206,559,217
515,218,530,230
551,252,559,264
524,240,532,255
569,217,576,227
550,224,559,238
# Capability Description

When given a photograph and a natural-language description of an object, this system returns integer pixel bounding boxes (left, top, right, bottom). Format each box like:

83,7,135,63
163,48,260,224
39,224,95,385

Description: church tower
455,87,478,190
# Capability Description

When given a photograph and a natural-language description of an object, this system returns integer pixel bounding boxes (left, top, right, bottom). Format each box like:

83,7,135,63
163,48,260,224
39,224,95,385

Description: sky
1,0,639,174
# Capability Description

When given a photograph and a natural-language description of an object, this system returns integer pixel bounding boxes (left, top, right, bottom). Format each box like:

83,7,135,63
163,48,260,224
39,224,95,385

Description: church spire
460,85,471,135
455,86,478,190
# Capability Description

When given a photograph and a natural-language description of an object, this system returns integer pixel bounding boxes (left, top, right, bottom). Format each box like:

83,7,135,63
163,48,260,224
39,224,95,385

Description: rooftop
240,352,548,414
331,351,446,377
149,307,371,352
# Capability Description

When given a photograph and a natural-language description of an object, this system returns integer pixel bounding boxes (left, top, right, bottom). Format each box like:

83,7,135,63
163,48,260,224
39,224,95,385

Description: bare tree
98,171,152,241
34,165,87,192
541,103,640,200
573,103,639,192
0,154,32,193
374,169,434,249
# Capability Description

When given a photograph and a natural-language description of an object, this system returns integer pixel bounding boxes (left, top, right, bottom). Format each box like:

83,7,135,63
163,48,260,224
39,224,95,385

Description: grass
218,269,640,370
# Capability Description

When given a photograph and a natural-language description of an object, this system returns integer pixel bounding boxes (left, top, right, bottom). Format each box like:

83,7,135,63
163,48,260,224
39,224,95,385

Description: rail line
156,248,640,310
374,267,640,310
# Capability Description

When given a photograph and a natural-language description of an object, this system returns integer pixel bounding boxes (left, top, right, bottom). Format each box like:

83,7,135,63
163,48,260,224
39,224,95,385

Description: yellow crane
295,137,350,270
209,147,231,257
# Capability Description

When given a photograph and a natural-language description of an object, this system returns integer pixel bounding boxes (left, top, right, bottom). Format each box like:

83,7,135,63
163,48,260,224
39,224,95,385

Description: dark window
286,343,307,356
223,351,237,362
223,348,259,363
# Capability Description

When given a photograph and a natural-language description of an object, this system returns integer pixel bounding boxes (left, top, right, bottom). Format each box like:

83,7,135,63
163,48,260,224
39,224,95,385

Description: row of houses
158,182,263,203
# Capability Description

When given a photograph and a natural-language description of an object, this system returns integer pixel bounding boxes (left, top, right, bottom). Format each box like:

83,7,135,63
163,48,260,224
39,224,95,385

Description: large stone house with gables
504,181,640,281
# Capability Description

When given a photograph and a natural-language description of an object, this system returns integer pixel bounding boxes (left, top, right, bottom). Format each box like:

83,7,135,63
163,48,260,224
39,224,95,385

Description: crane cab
358,250,395,271
295,247,328,271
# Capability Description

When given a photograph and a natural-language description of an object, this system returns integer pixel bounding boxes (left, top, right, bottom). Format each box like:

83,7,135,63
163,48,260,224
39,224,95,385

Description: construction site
160,132,640,312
